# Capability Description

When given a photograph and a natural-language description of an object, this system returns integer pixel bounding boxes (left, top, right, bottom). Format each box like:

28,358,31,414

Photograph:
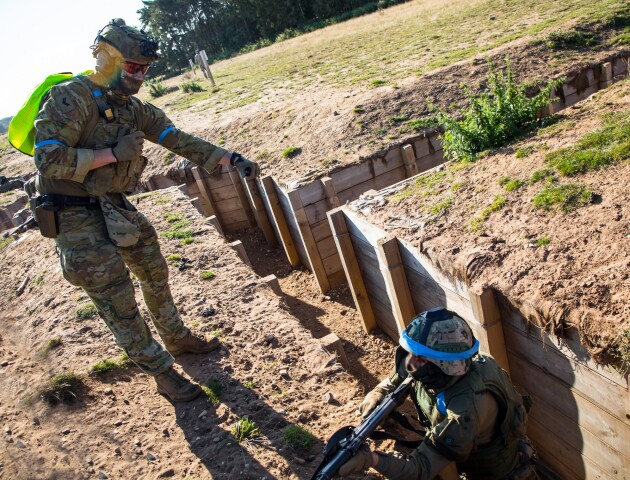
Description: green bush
180,81,204,93
284,425,316,450
435,57,563,162
148,81,167,98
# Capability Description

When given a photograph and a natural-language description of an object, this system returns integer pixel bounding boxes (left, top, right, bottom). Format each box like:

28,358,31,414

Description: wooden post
229,240,250,266
289,189,330,294
190,198,208,216
468,288,510,375
241,177,277,247
320,332,349,369
262,274,282,296
320,177,340,209
327,207,376,333
206,215,224,237
228,168,257,228
199,50,216,86
259,176,300,267
376,235,416,333
192,166,217,217
402,144,419,178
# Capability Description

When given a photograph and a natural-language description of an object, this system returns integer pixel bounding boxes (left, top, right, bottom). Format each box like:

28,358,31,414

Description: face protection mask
110,68,145,96
406,356,452,390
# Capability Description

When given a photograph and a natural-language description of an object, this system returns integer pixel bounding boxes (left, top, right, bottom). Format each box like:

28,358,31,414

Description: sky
0,0,146,119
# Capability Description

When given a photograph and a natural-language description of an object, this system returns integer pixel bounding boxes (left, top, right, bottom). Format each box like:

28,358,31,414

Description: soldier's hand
113,131,145,162
338,443,374,476
358,389,386,418
230,152,260,178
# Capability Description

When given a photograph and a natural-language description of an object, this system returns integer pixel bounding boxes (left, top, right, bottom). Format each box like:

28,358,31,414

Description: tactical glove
230,152,260,178
112,131,145,162
338,443,374,476
358,388,386,418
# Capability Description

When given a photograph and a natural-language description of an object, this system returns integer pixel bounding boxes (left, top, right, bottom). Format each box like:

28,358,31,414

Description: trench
1,53,628,479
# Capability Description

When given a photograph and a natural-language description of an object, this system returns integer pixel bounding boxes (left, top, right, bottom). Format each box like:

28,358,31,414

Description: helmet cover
93,18,159,62
400,307,479,376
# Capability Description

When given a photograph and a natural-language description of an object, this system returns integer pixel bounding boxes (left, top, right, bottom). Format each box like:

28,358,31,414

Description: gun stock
311,377,413,480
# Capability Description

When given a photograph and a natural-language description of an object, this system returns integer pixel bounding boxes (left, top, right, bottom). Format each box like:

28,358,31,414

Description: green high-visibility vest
8,70,93,156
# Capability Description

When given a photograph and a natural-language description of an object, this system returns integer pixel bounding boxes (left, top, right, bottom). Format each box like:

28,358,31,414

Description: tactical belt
39,194,100,210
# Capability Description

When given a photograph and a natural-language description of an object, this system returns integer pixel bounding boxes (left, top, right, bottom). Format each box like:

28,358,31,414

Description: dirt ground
0,14,628,480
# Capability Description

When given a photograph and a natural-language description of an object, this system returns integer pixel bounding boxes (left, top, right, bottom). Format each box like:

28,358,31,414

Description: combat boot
154,368,202,402
165,330,220,356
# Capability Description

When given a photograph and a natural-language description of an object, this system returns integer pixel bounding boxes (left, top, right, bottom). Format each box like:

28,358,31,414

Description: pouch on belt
98,194,141,247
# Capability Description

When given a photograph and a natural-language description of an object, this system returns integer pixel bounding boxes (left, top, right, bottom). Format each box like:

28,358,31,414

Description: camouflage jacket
34,74,227,197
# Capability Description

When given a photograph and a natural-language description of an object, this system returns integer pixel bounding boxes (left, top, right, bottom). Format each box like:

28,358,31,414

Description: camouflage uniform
33,73,227,375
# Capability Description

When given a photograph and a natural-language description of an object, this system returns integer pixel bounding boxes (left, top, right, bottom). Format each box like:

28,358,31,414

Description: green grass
533,236,551,247
282,146,302,158
200,271,216,280
76,303,98,320
164,212,186,223
283,426,316,451
353,106,365,113
202,380,223,404
470,194,506,233
148,81,167,98
166,254,182,263
40,371,83,405
244,380,255,389
90,354,132,375
180,81,204,93
406,116,438,132
611,32,630,46
544,29,598,49
0,236,14,251
515,145,535,158
530,168,556,184
41,337,62,354
532,183,592,213
231,416,260,443
163,219,194,241
544,111,630,176
31,273,45,286
499,177,526,192
163,151,176,165
429,196,453,215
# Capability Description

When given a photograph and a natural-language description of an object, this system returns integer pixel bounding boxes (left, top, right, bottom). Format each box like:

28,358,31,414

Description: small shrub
545,30,598,50
202,380,223,404
181,238,194,245
499,177,526,192
530,168,556,184
200,271,216,280
532,183,592,213
282,146,301,158
148,81,167,98
515,145,535,158
166,254,182,263
232,416,260,443
40,371,83,405
284,426,315,451
533,237,551,247
42,337,62,354
180,81,204,93
353,106,365,114
435,57,563,162
244,380,255,389
76,303,98,320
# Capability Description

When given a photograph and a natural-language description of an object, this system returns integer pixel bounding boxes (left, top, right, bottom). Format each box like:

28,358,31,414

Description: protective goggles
121,61,150,75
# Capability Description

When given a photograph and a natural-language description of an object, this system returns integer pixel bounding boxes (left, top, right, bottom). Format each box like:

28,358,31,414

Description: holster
30,197,59,238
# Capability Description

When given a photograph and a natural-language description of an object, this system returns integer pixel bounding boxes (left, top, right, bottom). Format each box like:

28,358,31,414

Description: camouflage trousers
55,205,187,375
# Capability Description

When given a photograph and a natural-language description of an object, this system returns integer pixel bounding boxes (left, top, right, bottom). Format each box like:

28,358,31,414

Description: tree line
139,0,409,78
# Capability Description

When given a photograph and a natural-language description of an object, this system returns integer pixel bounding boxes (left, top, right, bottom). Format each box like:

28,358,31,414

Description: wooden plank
508,352,630,457
373,166,406,191
262,274,282,296
405,268,475,326
304,198,330,225
414,137,431,158
208,183,240,202
398,240,470,298
242,176,278,247
311,219,332,243
317,235,338,260
344,209,388,246
337,177,378,205
528,417,609,480
503,320,629,424
276,186,309,266
229,240,250,265
322,252,342,277
370,295,400,341
402,144,419,178
328,268,347,288
501,309,628,389
260,176,300,267
192,166,217,217
372,150,403,177
222,219,251,232
417,151,445,173
215,197,249,215
293,195,330,293
321,177,340,209
298,180,326,207
376,235,416,333
468,288,510,374
328,208,376,333
228,168,256,227
331,162,374,193
200,168,235,189
187,182,201,198
206,215,224,237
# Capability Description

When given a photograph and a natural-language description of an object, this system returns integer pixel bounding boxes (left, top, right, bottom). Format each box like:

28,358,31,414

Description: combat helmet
400,307,479,376
91,18,159,63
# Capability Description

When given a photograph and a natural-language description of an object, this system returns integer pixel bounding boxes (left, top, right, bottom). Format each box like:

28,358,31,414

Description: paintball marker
2,215,37,239
311,376,413,480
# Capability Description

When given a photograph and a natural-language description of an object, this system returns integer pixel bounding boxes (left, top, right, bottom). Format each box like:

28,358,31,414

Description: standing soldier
32,18,259,402
338,307,538,480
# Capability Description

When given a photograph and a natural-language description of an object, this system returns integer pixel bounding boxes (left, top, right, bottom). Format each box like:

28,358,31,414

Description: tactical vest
36,75,148,197
412,355,528,479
